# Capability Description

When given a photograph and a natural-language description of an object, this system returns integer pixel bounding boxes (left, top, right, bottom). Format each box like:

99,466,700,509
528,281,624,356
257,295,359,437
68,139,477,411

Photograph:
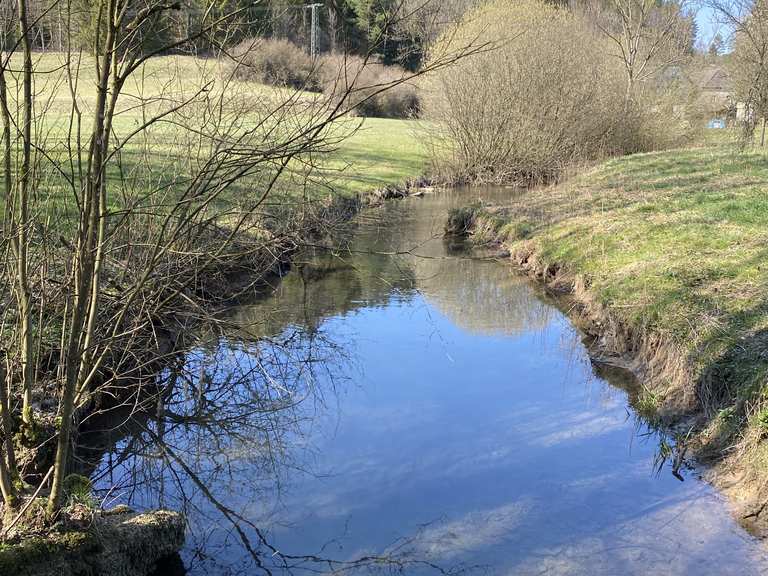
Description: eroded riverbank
454,177,768,540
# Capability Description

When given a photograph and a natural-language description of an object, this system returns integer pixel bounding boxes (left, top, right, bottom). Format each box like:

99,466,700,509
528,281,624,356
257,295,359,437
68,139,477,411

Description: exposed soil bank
449,201,768,540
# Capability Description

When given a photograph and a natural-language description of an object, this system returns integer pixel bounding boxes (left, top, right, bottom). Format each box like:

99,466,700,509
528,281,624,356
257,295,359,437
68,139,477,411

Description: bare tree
0,0,483,530
582,0,696,103
709,0,768,144
397,0,479,49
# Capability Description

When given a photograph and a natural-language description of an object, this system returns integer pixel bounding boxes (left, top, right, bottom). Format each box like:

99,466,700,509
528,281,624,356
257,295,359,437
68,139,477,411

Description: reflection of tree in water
239,189,553,341
88,328,468,576
230,239,418,339
411,250,553,337
84,190,548,576
88,329,332,572
371,191,553,338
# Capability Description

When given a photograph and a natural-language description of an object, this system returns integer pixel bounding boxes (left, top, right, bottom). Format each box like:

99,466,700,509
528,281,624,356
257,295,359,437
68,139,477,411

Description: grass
479,139,768,484
327,117,428,195
2,52,428,232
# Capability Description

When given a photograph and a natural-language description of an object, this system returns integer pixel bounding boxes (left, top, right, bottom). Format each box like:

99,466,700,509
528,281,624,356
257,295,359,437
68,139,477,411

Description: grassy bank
462,142,768,530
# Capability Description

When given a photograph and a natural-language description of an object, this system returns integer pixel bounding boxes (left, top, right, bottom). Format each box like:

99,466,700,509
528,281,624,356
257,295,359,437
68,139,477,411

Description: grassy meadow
6,52,428,232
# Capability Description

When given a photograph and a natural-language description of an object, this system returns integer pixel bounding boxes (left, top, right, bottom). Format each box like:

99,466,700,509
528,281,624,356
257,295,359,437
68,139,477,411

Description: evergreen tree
709,33,725,56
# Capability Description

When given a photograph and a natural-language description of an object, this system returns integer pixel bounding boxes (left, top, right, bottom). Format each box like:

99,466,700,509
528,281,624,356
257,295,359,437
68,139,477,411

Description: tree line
0,0,479,68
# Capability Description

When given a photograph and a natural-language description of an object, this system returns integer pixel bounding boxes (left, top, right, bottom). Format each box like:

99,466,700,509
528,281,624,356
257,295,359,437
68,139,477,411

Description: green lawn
478,142,768,479
328,117,428,195
3,53,428,231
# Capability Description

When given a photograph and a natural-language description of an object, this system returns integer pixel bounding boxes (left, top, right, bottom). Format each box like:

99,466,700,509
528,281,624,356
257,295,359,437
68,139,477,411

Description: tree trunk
328,4,338,54
48,0,118,516
0,362,16,509
15,0,35,430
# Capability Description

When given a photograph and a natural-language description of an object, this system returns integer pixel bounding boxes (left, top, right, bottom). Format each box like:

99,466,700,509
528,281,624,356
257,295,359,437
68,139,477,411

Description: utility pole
308,3,322,59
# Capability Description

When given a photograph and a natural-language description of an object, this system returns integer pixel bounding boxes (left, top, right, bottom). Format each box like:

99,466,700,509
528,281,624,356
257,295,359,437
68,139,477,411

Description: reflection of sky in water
93,191,768,576
256,297,768,576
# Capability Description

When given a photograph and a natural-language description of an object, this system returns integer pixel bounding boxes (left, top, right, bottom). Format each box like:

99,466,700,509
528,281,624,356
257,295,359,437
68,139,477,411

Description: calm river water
93,189,768,576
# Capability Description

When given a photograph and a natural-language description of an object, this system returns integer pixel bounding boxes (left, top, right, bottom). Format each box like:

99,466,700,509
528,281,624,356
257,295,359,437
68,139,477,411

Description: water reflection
91,328,375,576
89,189,768,576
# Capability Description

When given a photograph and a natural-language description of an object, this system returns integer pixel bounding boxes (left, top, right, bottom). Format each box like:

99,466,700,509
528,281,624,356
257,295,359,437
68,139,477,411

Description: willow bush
227,42,419,118
421,0,662,184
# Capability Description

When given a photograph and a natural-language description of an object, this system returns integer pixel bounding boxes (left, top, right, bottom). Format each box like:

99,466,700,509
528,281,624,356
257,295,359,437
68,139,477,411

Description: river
92,188,768,576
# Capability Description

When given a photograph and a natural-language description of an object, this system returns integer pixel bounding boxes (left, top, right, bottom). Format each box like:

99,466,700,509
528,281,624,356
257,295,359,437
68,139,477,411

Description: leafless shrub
229,37,323,92
321,54,419,119
225,40,420,118
579,0,703,149
421,0,631,184
632,73,706,150
422,0,700,185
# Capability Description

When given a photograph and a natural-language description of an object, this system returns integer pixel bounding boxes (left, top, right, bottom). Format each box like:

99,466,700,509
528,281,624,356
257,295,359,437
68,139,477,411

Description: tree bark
0,362,16,509
16,0,35,429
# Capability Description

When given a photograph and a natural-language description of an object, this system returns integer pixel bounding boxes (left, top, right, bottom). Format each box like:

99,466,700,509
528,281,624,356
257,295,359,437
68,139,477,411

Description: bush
444,205,479,236
227,40,419,117
320,54,419,118
230,38,322,91
421,0,681,184
633,76,706,151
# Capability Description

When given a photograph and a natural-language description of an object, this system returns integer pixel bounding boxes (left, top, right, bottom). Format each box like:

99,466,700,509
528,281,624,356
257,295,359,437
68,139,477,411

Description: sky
695,4,736,50
697,6,720,47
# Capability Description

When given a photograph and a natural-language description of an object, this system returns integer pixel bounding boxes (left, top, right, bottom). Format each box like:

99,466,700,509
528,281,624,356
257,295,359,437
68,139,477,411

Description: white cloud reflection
415,499,536,560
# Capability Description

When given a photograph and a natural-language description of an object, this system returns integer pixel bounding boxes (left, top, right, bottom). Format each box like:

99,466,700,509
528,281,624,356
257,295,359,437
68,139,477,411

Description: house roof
697,68,734,112
701,67,732,92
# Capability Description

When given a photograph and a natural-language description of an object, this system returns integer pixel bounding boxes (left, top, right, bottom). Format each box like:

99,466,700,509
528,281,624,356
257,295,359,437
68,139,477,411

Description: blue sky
697,5,719,45
696,4,735,49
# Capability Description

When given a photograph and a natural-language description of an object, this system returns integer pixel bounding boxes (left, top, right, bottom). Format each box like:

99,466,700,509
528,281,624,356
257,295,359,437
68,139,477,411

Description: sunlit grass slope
3,52,428,230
